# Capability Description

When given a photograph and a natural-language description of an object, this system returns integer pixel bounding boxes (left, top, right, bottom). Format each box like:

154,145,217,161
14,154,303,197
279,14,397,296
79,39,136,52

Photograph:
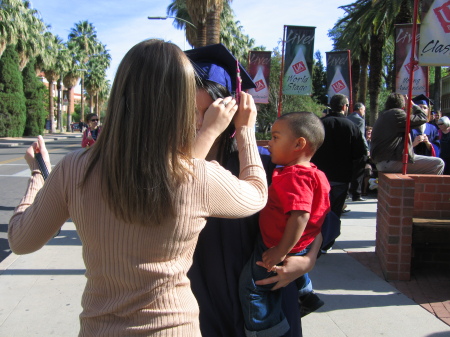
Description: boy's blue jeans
239,235,311,337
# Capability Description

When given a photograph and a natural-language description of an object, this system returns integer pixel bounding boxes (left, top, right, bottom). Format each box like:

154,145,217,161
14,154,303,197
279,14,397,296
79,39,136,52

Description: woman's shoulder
58,149,89,168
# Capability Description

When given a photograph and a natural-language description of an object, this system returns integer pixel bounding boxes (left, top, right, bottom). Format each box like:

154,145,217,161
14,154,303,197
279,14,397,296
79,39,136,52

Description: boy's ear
294,137,307,151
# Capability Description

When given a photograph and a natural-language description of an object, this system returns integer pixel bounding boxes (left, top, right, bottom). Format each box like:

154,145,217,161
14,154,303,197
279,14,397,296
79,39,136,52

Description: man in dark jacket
371,93,444,175
347,102,369,201
312,94,367,250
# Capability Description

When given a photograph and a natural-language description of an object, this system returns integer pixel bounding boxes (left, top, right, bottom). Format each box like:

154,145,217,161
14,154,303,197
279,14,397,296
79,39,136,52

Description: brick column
376,173,415,281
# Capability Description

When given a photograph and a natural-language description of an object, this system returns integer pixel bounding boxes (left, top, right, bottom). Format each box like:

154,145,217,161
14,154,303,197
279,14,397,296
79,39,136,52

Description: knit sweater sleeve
206,126,268,218
8,156,70,254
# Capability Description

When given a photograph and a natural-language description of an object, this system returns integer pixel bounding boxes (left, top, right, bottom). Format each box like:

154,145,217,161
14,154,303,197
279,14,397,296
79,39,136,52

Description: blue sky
30,0,350,83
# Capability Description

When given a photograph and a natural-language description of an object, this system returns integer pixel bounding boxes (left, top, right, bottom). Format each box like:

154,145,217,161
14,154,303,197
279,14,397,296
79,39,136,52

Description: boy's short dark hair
329,94,348,113
278,111,325,153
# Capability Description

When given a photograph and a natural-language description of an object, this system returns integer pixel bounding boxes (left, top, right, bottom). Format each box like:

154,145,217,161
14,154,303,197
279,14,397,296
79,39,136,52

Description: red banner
395,24,429,95
247,51,271,104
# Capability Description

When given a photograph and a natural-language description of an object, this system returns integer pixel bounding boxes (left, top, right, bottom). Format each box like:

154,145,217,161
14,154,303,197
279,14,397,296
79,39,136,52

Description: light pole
147,16,196,29
147,16,196,50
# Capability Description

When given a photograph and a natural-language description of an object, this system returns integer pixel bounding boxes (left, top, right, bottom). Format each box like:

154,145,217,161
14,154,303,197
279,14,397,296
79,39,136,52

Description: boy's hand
262,246,286,272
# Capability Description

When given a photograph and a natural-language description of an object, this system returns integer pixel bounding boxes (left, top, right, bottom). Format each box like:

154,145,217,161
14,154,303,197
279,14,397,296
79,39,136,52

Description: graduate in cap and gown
411,95,440,157
186,44,322,337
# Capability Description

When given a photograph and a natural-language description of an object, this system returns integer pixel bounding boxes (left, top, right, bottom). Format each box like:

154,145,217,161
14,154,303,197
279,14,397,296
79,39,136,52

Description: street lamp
148,16,196,50
147,16,196,29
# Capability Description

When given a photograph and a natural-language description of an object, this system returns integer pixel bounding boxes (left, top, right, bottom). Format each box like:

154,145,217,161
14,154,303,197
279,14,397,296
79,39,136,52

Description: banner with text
326,51,352,103
247,51,271,104
282,26,315,95
419,0,450,66
395,24,428,95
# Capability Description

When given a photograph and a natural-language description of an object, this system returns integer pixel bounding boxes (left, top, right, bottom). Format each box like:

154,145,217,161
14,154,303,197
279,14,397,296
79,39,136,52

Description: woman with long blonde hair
8,39,267,336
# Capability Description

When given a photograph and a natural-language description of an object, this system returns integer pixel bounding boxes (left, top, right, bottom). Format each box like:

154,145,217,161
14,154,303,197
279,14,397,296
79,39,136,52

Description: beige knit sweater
8,127,267,336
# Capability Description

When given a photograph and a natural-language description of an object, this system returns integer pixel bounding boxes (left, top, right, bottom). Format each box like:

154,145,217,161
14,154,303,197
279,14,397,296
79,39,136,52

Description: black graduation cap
185,44,256,93
412,94,434,107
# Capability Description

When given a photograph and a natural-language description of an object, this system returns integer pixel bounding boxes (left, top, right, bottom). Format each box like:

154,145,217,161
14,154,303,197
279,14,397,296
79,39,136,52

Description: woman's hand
25,135,49,169
198,96,237,139
255,233,323,290
193,96,238,159
234,92,257,129
254,254,315,290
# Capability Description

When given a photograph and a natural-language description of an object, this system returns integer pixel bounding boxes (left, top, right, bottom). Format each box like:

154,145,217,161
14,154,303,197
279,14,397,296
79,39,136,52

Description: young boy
239,111,331,337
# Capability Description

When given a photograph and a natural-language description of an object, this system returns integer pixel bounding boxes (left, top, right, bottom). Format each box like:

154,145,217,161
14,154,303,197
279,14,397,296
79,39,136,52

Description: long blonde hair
82,39,197,225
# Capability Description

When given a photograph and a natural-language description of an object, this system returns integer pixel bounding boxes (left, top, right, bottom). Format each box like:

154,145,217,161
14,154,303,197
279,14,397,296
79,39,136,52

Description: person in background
347,102,369,201
81,113,101,148
186,43,323,337
78,119,85,133
312,94,367,252
437,116,450,175
362,126,377,196
239,112,330,337
371,93,444,175
430,110,441,129
8,39,268,336
409,99,440,157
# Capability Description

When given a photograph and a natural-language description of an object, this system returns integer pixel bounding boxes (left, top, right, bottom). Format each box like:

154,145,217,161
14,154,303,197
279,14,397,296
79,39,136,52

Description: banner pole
347,50,353,112
277,25,287,117
402,0,420,175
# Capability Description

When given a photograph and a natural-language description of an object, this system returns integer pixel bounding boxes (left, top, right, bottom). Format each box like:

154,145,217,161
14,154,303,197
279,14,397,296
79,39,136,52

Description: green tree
0,45,26,137
84,44,111,114
40,33,59,133
68,21,100,122
170,0,237,48
63,70,81,127
167,0,255,58
332,0,413,125
14,1,47,71
22,58,46,136
0,0,26,57
312,51,328,105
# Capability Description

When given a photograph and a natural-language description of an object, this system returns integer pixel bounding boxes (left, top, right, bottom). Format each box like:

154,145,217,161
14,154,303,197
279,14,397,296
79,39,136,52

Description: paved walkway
1,159,450,336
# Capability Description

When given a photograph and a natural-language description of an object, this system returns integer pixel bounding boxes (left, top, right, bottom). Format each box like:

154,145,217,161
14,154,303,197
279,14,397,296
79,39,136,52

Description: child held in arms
239,111,330,337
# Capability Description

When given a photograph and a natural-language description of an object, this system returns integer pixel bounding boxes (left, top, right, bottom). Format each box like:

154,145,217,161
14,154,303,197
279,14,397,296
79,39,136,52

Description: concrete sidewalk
1,197,450,336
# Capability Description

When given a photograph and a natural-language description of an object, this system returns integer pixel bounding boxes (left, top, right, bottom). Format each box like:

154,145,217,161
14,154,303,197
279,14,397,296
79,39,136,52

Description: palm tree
14,1,47,71
177,0,231,47
38,34,59,133
96,80,110,116
205,0,224,45
332,0,413,125
85,56,109,114
68,21,100,122
0,0,25,57
167,0,253,56
63,70,81,131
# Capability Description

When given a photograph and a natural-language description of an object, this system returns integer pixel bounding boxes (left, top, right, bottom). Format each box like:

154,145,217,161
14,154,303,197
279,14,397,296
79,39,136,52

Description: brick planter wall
376,173,450,281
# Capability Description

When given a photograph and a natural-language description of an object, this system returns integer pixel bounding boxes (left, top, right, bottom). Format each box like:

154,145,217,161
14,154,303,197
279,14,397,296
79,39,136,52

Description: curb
0,134,81,147
0,252,19,275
